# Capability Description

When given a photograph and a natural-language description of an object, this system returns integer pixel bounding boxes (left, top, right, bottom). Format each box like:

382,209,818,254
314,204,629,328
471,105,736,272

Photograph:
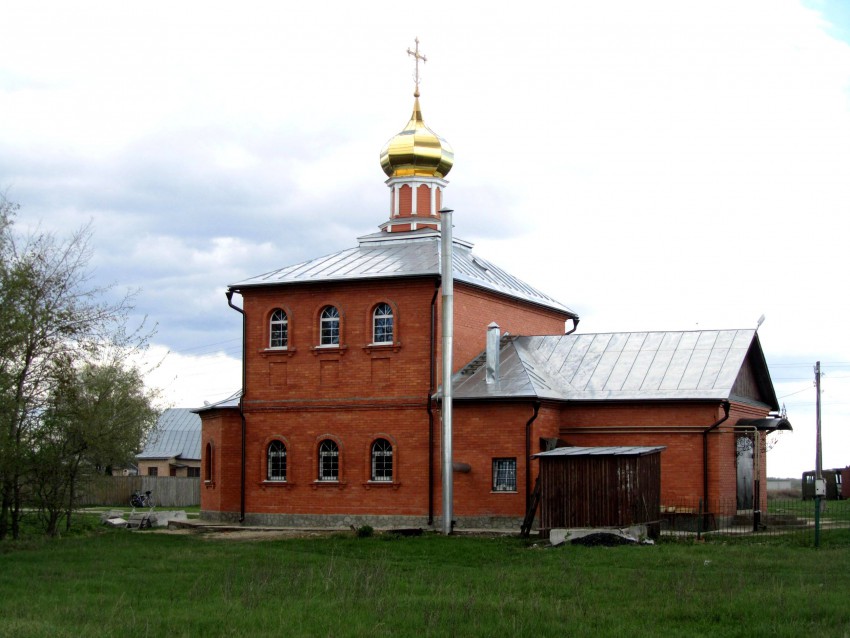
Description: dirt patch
154,527,337,541
201,529,329,541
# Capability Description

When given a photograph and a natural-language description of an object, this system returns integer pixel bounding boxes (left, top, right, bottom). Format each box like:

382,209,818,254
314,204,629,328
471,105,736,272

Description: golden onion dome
380,97,454,179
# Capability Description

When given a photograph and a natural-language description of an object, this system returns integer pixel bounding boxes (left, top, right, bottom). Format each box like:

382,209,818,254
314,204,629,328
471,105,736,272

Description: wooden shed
534,446,664,538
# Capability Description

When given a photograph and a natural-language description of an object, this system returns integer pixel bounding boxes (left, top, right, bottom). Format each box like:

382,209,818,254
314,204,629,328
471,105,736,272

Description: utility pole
815,361,822,481
815,360,823,547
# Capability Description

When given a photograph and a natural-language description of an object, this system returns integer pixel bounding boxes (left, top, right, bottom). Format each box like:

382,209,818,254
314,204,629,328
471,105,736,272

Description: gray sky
2,0,849,477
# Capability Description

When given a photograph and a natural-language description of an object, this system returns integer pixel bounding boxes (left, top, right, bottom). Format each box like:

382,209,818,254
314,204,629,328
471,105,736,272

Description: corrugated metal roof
453,329,778,408
137,408,201,461
534,446,666,458
229,229,576,316
194,390,242,413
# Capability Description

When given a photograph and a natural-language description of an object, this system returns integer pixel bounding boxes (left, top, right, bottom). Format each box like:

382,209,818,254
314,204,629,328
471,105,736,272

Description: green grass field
2,521,849,637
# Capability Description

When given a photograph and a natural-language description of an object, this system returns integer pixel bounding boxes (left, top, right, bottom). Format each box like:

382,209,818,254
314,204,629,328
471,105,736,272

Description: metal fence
659,497,850,545
78,476,200,507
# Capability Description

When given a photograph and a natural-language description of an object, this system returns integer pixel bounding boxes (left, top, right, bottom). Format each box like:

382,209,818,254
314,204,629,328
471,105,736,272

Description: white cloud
2,0,849,477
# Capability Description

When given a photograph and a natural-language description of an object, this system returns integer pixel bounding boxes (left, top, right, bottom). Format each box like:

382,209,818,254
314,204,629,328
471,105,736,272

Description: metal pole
815,360,822,547
440,208,454,535
815,361,822,481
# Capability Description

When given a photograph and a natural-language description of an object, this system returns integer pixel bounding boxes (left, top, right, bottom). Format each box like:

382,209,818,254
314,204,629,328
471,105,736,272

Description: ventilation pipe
486,322,501,385
439,207,454,535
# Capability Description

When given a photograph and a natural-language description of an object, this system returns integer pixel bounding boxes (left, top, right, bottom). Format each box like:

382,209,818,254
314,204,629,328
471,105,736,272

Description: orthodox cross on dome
407,37,427,97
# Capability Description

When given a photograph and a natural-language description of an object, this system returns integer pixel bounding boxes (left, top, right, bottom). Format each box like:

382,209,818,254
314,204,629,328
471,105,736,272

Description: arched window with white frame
318,439,339,481
320,306,340,346
372,303,394,344
270,309,288,348
371,438,393,482
267,440,287,481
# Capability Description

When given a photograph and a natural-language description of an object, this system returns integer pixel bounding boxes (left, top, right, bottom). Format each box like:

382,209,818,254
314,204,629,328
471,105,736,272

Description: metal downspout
226,289,247,523
426,278,440,526
565,318,580,335
525,402,541,508
702,400,731,508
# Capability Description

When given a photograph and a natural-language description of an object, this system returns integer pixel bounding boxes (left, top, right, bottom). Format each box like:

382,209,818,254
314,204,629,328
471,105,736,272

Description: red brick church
198,57,789,530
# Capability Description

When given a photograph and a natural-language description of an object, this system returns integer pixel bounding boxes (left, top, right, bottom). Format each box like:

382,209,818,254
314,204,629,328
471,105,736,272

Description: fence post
697,499,703,540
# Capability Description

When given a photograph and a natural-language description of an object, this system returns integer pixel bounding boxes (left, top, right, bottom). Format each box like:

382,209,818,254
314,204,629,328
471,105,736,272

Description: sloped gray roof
453,329,778,408
193,390,242,414
534,446,666,458
137,408,201,461
229,229,576,317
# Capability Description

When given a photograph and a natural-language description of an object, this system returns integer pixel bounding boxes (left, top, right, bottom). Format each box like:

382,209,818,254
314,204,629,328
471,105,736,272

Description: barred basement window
267,440,287,481
372,303,394,344
371,438,393,482
320,306,340,345
270,309,288,348
318,439,339,481
492,458,516,492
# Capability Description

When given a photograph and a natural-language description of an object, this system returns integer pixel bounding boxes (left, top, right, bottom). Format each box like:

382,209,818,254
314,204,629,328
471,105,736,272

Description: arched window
371,438,393,482
204,442,213,482
270,309,288,348
320,306,340,345
372,303,393,344
267,440,287,481
318,439,339,481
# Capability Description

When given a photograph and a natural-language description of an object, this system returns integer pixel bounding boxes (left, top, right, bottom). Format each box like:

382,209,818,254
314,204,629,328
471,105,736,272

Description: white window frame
492,458,517,492
372,303,394,344
318,439,339,481
320,306,340,346
270,309,288,349
371,438,393,482
267,440,287,481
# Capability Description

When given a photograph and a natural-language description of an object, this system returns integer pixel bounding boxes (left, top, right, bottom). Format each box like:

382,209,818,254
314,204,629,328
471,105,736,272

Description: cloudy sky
2,0,849,478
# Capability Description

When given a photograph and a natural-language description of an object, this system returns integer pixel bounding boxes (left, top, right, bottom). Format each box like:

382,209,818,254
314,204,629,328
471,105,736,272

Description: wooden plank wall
539,453,661,533
78,476,201,507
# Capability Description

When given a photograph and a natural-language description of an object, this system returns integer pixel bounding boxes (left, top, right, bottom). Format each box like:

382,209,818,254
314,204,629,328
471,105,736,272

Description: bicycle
130,490,155,508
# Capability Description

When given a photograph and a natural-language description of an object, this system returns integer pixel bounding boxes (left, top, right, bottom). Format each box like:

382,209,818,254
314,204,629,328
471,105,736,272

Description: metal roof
453,329,778,408
193,390,242,414
229,229,576,316
534,446,666,458
137,408,201,461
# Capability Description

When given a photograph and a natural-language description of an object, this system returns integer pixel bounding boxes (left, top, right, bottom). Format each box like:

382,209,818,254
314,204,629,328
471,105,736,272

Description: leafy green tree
32,357,159,536
0,196,153,539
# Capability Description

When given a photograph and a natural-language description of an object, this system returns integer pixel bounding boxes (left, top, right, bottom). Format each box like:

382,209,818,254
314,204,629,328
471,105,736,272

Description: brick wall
201,273,573,525
200,408,242,516
558,400,772,515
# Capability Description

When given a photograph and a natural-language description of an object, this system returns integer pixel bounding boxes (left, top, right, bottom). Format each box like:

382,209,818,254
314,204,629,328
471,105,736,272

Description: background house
137,408,201,478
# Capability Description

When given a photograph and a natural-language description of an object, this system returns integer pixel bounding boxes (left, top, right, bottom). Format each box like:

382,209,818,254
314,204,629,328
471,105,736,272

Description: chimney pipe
486,322,500,385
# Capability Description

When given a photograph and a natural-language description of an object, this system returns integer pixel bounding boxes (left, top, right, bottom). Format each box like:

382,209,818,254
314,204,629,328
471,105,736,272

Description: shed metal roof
534,446,666,458
137,408,201,461
452,329,779,408
229,229,576,317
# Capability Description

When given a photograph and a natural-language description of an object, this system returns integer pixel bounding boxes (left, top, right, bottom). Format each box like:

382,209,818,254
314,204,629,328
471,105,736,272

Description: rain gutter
525,401,541,507
702,400,731,508
226,289,247,523
426,277,440,526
